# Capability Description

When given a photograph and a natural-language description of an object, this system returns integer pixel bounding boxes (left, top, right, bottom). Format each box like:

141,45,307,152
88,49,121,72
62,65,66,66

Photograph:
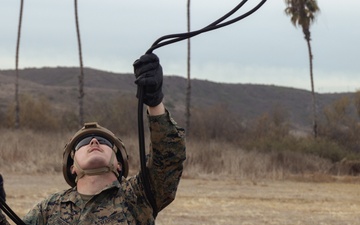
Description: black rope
137,88,158,218
146,0,267,54
0,197,26,225
137,0,267,220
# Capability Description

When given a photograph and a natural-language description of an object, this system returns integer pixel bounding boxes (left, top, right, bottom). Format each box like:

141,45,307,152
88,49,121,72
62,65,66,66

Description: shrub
5,95,60,131
190,103,245,142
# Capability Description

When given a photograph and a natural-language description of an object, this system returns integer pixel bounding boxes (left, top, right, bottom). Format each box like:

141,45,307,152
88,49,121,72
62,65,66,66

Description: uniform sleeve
146,109,186,212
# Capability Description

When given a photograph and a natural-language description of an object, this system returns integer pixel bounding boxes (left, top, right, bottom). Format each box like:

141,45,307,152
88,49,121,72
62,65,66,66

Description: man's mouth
88,148,102,153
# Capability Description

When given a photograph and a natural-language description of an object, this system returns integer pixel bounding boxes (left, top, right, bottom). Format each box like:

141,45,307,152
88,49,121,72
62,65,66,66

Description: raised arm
133,53,186,212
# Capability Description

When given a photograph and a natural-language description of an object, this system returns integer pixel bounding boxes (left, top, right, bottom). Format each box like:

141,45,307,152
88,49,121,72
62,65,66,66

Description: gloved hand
133,53,164,107
0,174,5,202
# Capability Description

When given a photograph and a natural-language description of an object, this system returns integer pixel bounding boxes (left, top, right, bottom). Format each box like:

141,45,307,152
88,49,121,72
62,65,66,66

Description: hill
0,67,354,131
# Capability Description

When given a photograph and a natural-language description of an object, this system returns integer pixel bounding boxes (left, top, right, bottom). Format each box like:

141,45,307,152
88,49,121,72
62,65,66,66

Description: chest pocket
47,217,72,225
96,211,133,225
45,211,135,225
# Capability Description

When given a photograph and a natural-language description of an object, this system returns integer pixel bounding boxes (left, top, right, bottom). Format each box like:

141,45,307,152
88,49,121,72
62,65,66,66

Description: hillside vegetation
1,67,360,178
0,67,354,129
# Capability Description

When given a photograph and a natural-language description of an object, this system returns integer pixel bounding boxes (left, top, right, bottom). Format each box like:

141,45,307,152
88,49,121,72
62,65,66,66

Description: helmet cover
63,122,129,187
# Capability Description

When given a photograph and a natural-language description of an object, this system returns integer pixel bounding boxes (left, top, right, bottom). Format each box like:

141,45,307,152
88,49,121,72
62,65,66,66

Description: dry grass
3,174,360,225
2,129,360,224
183,140,333,180
0,129,334,179
0,129,66,174
0,129,142,175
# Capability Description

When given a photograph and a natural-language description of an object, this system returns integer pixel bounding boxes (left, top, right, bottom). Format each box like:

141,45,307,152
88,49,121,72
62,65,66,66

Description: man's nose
90,138,100,146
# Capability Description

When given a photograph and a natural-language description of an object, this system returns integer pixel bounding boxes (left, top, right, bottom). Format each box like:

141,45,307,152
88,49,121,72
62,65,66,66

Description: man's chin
85,157,109,168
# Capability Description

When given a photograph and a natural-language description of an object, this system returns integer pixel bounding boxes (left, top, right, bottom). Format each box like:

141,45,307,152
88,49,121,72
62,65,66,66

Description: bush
5,95,61,131
2,90,360,176
190,103,245,142
83,94,138,137
296,137,347,163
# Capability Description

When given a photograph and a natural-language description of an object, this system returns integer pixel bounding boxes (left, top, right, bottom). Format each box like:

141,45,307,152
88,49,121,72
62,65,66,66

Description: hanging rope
0,0,27,224
146,0,267,54
137,88,159,218
14,0,24,129
0,197,26,225
138,0,268,219
74,0,85,127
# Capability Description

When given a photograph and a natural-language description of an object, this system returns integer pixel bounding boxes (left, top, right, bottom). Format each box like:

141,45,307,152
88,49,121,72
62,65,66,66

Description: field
2,173,360,225
1,130,360,224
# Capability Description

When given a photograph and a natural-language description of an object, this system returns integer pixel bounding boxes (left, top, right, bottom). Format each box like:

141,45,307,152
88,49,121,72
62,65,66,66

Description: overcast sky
1,0,359,93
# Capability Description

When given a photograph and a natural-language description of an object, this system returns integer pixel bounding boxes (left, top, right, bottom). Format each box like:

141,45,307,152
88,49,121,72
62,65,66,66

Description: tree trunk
185,0,191,135
74,0,84,127
305,31,317,138
15,0,24,129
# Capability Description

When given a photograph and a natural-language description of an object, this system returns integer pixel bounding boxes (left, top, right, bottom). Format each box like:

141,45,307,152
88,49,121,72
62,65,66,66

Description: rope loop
146,0,268,54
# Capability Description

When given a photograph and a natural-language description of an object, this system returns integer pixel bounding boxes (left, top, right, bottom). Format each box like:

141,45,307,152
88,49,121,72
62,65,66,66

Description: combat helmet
63,122,129,187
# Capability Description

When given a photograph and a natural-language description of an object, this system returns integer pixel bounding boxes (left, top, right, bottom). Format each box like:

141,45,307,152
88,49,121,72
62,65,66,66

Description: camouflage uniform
0,110,186,225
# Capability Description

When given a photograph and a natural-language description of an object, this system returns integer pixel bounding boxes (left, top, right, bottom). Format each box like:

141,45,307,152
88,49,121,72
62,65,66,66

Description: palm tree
185,0,191,135
284,0,320,138
15,0,24,129
74,0,85,126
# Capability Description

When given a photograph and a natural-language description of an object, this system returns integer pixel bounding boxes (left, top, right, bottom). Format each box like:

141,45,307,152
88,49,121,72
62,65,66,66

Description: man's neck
76,173,118,195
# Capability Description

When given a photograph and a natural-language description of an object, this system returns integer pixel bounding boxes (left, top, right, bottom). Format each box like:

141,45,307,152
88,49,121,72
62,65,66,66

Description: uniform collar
61,179,121,205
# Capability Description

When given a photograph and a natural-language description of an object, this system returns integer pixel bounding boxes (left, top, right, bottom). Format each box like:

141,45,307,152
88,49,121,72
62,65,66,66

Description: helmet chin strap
73,148,120,183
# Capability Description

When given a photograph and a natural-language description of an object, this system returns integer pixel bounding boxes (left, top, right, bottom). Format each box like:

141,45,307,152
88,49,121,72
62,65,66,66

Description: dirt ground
2,173,360,225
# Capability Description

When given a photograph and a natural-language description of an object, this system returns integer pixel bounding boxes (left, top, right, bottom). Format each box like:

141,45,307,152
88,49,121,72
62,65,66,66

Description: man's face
72,136,119,173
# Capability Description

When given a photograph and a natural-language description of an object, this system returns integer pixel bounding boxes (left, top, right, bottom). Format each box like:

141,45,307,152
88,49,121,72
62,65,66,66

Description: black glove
133,53,164,107
0,174,5,202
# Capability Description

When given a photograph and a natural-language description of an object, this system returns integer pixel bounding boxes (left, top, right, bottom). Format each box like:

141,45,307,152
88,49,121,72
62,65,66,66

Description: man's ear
117,163,122,171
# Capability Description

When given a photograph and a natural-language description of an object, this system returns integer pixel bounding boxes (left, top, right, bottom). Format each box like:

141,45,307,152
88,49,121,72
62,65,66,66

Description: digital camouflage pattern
0,110,186,225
